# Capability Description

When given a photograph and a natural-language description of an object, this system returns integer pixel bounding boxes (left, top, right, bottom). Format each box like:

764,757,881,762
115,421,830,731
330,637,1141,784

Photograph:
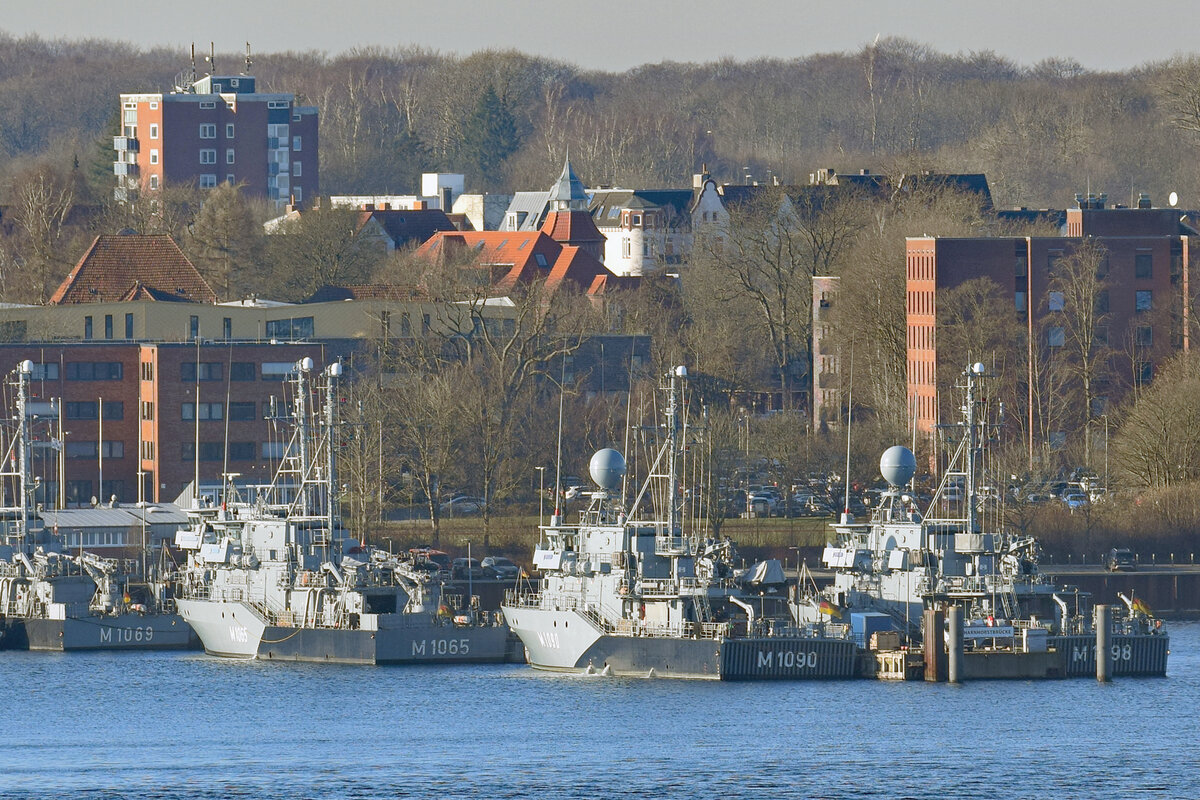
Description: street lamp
1101,414,1109,494
535,466,546,526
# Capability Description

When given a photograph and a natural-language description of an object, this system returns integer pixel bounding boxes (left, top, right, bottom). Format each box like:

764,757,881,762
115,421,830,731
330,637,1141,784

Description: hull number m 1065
99,626,155,644
412,638,470,657
757,650,818,669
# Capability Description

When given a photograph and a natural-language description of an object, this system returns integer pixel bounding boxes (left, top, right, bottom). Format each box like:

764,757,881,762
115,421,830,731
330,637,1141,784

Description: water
2,623,1196,799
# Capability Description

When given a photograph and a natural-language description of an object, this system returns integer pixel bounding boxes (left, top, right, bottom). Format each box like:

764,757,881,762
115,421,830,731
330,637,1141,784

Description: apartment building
114,71,318,206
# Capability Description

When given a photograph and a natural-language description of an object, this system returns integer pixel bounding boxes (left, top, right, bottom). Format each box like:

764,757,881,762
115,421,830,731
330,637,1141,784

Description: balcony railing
113,136,139,152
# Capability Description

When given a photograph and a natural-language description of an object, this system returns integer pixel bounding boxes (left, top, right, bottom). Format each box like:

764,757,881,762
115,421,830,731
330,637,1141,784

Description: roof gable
50,234,216,305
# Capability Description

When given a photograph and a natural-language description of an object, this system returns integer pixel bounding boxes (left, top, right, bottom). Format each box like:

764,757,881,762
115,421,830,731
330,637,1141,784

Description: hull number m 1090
757,650,818,669
412,638,470,657
99,626,155,644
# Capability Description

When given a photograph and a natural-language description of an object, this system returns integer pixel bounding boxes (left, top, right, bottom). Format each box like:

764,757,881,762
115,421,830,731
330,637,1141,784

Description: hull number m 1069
99,626,155,644
412,638,470,657
757,650,818,669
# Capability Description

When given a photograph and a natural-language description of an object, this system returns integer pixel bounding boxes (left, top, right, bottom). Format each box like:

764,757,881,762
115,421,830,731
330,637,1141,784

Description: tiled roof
306,284,428,303
50,234,217,305
357,208,458,248
540,210,605,244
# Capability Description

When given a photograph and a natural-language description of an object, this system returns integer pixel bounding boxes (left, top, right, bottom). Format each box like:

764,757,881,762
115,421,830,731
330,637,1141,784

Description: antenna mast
244,42,253,75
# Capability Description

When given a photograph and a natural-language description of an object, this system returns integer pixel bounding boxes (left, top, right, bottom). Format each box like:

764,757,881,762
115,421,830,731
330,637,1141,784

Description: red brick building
907,194,1195,467
115,71,318,207
0,342,325,507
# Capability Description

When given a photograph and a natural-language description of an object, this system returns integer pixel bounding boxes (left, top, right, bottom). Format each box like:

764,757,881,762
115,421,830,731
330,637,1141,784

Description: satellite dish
1169,191,1179,207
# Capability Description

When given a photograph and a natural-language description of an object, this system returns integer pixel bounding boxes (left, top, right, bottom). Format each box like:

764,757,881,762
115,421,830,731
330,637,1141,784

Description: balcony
113,162,139,177
113,136,139,152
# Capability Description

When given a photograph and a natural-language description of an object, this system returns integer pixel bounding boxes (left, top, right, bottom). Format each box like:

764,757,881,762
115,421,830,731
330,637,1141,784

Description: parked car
481,556,520,580
440,495,485,516
747,491,780,517
1107,548,1136,571
1062,492,1088,511
451,557,486,580
409,548,451,573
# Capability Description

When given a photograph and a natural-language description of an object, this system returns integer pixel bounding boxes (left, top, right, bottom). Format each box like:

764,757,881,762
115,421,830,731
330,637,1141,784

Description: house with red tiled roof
412,229,628,297
49,234,217,305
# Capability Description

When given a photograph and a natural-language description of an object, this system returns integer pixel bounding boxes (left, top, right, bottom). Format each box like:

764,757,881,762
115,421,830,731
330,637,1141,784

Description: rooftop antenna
204,42,215,76
244,42,253,75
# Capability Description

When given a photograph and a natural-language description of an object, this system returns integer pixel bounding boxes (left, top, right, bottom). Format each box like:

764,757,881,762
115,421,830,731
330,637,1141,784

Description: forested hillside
4,32,1200,208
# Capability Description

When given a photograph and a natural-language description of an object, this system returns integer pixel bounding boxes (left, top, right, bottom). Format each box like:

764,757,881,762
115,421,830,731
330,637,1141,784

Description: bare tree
8,164,75,302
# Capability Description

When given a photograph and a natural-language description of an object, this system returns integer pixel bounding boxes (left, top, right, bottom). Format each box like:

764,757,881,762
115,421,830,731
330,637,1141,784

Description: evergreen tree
457,85,520,187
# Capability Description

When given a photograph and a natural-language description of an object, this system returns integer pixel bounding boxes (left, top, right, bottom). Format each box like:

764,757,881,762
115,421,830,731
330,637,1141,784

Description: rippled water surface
1,622,1195,799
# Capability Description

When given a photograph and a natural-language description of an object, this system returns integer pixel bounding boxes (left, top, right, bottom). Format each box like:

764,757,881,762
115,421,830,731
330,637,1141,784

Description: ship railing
504,591,543,609
654,533,691,555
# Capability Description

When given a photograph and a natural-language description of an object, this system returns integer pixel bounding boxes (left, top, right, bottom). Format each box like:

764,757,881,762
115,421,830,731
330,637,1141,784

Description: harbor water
2,622,1196,799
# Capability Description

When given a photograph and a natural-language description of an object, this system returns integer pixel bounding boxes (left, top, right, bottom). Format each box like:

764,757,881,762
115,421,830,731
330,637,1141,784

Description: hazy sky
4,0,1198,72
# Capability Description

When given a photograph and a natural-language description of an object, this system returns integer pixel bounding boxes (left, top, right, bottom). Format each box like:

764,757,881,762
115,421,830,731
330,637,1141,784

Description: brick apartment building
0,342,324,507
115,70,318,207
907,193,1196,466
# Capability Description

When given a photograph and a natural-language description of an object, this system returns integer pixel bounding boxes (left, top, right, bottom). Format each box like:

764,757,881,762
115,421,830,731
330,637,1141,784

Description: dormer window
632,214,642,226
534,253,549,268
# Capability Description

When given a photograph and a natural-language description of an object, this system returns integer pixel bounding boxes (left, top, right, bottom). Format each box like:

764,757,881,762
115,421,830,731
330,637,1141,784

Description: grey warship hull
0,613,196,651
504,606,858,680
180,597,520,665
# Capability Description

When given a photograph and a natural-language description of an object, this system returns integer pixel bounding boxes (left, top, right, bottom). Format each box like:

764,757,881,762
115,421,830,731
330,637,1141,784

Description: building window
293,161,301,177
104,314,113,339
31,363,59,381
1048,292,1064,312
66,402,98,420
102,441,124,459
226,123,235,138
141,441,155,460
1094,325,1109,346
230,362,256,381
1047,327,1065,347
229,402,257,421
1015,291,1026,312
199,123,216,139
66,441,98,459
149,101,158,110
141,401,154,421
1135,252,1153,279
226,149,235,165
293,187,302,203
261,362,298,380
228,442,255,461
182,442,224,461
149,124,158,140
622,238,631,258
1136,325,1154,347
1046,250,1064,272
1095,291,1109,313
84,316,93,339
140,362,154,382
199,175,217,188
292,135,302,150
124,313,134,339
223,317,232,339
182,402,224,421
181,362,223,382
66,481,92,505
262,441,286,459
264,317,314,339
1014,254,1027,278
189,315,200,339
1137,361,1153,385
200,149,217,164
1136,290,1152,312
226,174,235,185
66,362,122,381
149,149,159,165
149,175,159,190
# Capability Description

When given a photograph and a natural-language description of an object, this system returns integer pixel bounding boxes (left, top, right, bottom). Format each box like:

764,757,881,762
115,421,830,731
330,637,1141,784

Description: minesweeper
794,363,1168,679
174,357,517,665
503,366,858,680
0,361,193,651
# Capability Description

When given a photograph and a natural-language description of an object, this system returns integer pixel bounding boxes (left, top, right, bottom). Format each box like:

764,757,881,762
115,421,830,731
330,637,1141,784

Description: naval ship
794,362,1168,678
502,366,858,680
174,357,516,665
0,361,193,651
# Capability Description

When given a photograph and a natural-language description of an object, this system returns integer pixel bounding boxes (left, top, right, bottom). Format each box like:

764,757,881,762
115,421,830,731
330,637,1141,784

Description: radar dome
589,448,626,491
880,446,916,487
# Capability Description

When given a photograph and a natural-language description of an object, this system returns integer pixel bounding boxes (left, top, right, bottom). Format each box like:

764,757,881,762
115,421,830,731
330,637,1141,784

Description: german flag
819,600,843,619
1132,597,1153,617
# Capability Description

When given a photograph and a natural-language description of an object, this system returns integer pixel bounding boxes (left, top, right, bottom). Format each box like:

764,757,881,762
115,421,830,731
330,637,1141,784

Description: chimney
413,200,426,211
381,202,391,211
362,203,375,211
1137,192,1152,209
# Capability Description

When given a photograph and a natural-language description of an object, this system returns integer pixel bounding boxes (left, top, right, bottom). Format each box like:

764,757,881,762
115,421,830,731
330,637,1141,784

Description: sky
3,0,1198,72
